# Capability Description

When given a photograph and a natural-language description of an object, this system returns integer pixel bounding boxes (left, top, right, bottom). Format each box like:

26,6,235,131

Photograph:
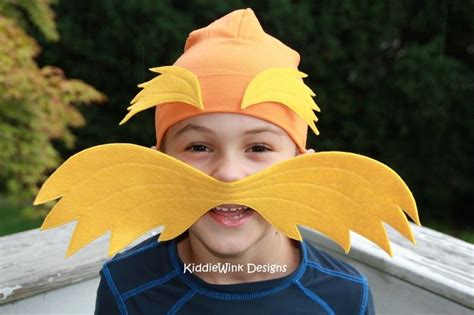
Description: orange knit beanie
123,8,319,152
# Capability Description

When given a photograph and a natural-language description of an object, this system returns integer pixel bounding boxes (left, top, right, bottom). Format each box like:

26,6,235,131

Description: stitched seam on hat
195,72,255,77
235,9,246,39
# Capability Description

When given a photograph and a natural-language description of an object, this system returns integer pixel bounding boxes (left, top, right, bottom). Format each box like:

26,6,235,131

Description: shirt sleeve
95,270,121,315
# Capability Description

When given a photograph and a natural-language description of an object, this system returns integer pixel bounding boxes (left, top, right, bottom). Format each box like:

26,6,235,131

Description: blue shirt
95,234,375,314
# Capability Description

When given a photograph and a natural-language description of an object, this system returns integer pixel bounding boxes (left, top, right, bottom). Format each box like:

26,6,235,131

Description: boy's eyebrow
244,127,286,137
173,124,287,138
173,124,215,137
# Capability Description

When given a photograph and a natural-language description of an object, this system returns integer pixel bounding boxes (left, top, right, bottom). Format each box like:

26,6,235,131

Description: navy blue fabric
95,234,375,314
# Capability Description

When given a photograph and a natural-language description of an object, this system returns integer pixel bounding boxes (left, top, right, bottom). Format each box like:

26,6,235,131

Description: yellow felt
35,144,419,257
241,68,320,135
119,66,204,125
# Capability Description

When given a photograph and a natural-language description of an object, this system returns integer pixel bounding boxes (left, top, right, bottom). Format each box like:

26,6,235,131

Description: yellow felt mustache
34,144,419,257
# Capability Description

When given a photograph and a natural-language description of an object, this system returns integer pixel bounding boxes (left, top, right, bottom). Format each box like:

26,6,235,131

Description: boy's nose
210,155,246,182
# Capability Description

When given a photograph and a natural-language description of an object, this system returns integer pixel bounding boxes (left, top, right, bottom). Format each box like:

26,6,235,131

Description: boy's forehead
168,113,290,138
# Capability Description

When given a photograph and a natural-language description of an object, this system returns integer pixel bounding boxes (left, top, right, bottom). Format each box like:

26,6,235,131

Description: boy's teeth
215,206,248,212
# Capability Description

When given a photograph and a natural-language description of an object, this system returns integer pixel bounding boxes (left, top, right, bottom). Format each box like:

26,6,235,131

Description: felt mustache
34,144,419,257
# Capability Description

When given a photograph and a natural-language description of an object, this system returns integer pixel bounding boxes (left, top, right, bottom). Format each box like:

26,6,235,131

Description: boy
94,8,375,314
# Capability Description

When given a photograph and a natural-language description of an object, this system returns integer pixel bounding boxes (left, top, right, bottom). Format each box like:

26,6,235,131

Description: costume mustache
34,144,419,257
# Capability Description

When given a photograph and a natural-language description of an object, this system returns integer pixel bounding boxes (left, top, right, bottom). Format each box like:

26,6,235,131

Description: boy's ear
298,148,315,156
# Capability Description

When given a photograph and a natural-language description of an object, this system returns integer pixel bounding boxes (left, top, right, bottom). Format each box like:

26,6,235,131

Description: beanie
122,8,319,152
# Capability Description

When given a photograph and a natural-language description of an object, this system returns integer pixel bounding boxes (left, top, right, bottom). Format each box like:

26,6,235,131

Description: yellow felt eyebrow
241,67,320,135
35,144,418,257
119,66,204,125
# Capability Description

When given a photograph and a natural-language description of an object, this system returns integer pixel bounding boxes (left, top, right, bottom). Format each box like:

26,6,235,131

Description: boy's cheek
173,155,215,174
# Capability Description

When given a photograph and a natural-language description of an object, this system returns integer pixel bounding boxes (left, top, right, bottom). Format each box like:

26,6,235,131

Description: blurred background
0,0,472,242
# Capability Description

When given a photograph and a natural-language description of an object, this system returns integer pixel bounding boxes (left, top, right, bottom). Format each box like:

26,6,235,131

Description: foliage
0,1,105,217
0,197,43,236
0,0,59,41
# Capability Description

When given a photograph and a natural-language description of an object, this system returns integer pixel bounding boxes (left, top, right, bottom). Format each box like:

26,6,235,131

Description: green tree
0,0,105,223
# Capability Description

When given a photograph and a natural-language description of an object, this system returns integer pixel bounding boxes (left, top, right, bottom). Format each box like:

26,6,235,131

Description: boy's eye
248,144,271,153
185,144,271,153
186,144,209,152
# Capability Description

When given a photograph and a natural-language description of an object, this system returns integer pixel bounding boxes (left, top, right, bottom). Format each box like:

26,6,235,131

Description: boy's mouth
209,204,254,226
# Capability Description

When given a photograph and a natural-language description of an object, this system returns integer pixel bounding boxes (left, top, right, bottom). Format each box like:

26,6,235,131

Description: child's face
162,113,301,256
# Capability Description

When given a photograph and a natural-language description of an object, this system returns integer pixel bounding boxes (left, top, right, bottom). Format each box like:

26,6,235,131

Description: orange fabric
155,8,310,152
